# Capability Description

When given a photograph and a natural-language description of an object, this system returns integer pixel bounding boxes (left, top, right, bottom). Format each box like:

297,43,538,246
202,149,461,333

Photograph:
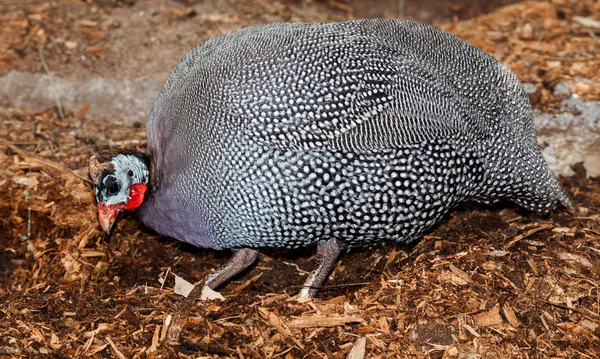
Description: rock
65,41,78,50
534,79,600,177
0,71,161,122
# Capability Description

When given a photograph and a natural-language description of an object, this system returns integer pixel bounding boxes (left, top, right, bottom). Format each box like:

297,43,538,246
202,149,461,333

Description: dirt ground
1,0,600,358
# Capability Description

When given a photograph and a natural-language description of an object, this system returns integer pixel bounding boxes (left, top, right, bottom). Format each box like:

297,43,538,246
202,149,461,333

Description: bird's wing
229,36,500,152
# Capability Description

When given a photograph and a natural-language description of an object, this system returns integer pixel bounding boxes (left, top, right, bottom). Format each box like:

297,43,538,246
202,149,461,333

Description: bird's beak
97,202,120,233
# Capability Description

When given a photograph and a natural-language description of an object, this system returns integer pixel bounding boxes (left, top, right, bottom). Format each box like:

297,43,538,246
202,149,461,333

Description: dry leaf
474,305,503,327
558,252,592,267
449,264,473,284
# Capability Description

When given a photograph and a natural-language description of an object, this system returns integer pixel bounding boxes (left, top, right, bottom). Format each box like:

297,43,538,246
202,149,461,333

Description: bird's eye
108,181,120,195
127,170,134,178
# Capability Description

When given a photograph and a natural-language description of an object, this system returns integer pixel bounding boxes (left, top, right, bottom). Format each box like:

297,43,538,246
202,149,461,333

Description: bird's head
89,152,149,233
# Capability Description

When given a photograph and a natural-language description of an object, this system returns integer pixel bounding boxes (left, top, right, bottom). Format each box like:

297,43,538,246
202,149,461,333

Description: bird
89,19,571,298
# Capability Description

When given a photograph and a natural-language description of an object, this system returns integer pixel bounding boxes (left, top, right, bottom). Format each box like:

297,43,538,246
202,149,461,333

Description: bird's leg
205,248,259,290
299,238,343,298
167,248,258,342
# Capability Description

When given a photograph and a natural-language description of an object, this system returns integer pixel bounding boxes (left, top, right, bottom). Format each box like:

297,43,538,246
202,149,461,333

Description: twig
6,144,92,184
106,336,126,359
506,216,522,223
583,228,600,236
544,56,596,62
109,139,147,147
319,339,334,359
0,140,41,146
80,331,95,356
572,349,594,359
158,267,171,293
536,298,600,322
282,261,310,276
214,315,244,322
286,281,372,293
504,223,554,249
232,273,263,294
287,5,325,22
37,38,65,121
27,164,32,245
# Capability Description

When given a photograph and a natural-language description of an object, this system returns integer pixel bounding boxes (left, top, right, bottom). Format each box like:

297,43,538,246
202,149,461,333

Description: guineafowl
89,19,571,298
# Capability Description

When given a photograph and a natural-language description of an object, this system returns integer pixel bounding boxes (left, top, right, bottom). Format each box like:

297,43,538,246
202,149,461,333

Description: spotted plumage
90,19,571,298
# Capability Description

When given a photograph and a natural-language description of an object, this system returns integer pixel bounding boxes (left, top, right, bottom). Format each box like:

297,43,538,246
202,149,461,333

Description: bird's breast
138,186,217,248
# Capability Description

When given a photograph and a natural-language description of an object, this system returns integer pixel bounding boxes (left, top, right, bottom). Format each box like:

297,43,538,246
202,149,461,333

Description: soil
1,1,599,358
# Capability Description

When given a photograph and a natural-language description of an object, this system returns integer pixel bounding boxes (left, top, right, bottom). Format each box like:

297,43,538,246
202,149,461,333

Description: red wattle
126,183,148,210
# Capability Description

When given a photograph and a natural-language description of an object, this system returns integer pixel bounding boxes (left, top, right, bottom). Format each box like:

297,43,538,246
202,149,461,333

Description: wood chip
78,20,99,27
80,250,105,257
49,332,61,350
258,307,304,349
105,336,125,359
84,323,109,337
148,324,160,353
160,315,172,343
80,331,95,356
288,315,365,328
580,319,599,332
487,250,509,257
85,343,108,357
573,16,600,29
449,264,473,284
11,175,39,187
558,252,592,268
232,272,263,294
173,274,195,297
200,285,225,301
346,337,367,359
523,240,546,246
502,304,520,328
504,224,553,249
462,324,481,338
439,270,470,286
526,257,539,276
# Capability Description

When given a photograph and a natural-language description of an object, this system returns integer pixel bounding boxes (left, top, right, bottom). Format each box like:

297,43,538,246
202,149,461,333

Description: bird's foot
166,280,207,343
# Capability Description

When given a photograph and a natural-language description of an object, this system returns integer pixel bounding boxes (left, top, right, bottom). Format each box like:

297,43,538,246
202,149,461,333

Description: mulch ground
1,1,599,358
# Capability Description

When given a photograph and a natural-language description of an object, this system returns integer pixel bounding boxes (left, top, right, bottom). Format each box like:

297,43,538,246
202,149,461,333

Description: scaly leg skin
167,248,259,342
298,238,343,299
205,248,259,289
